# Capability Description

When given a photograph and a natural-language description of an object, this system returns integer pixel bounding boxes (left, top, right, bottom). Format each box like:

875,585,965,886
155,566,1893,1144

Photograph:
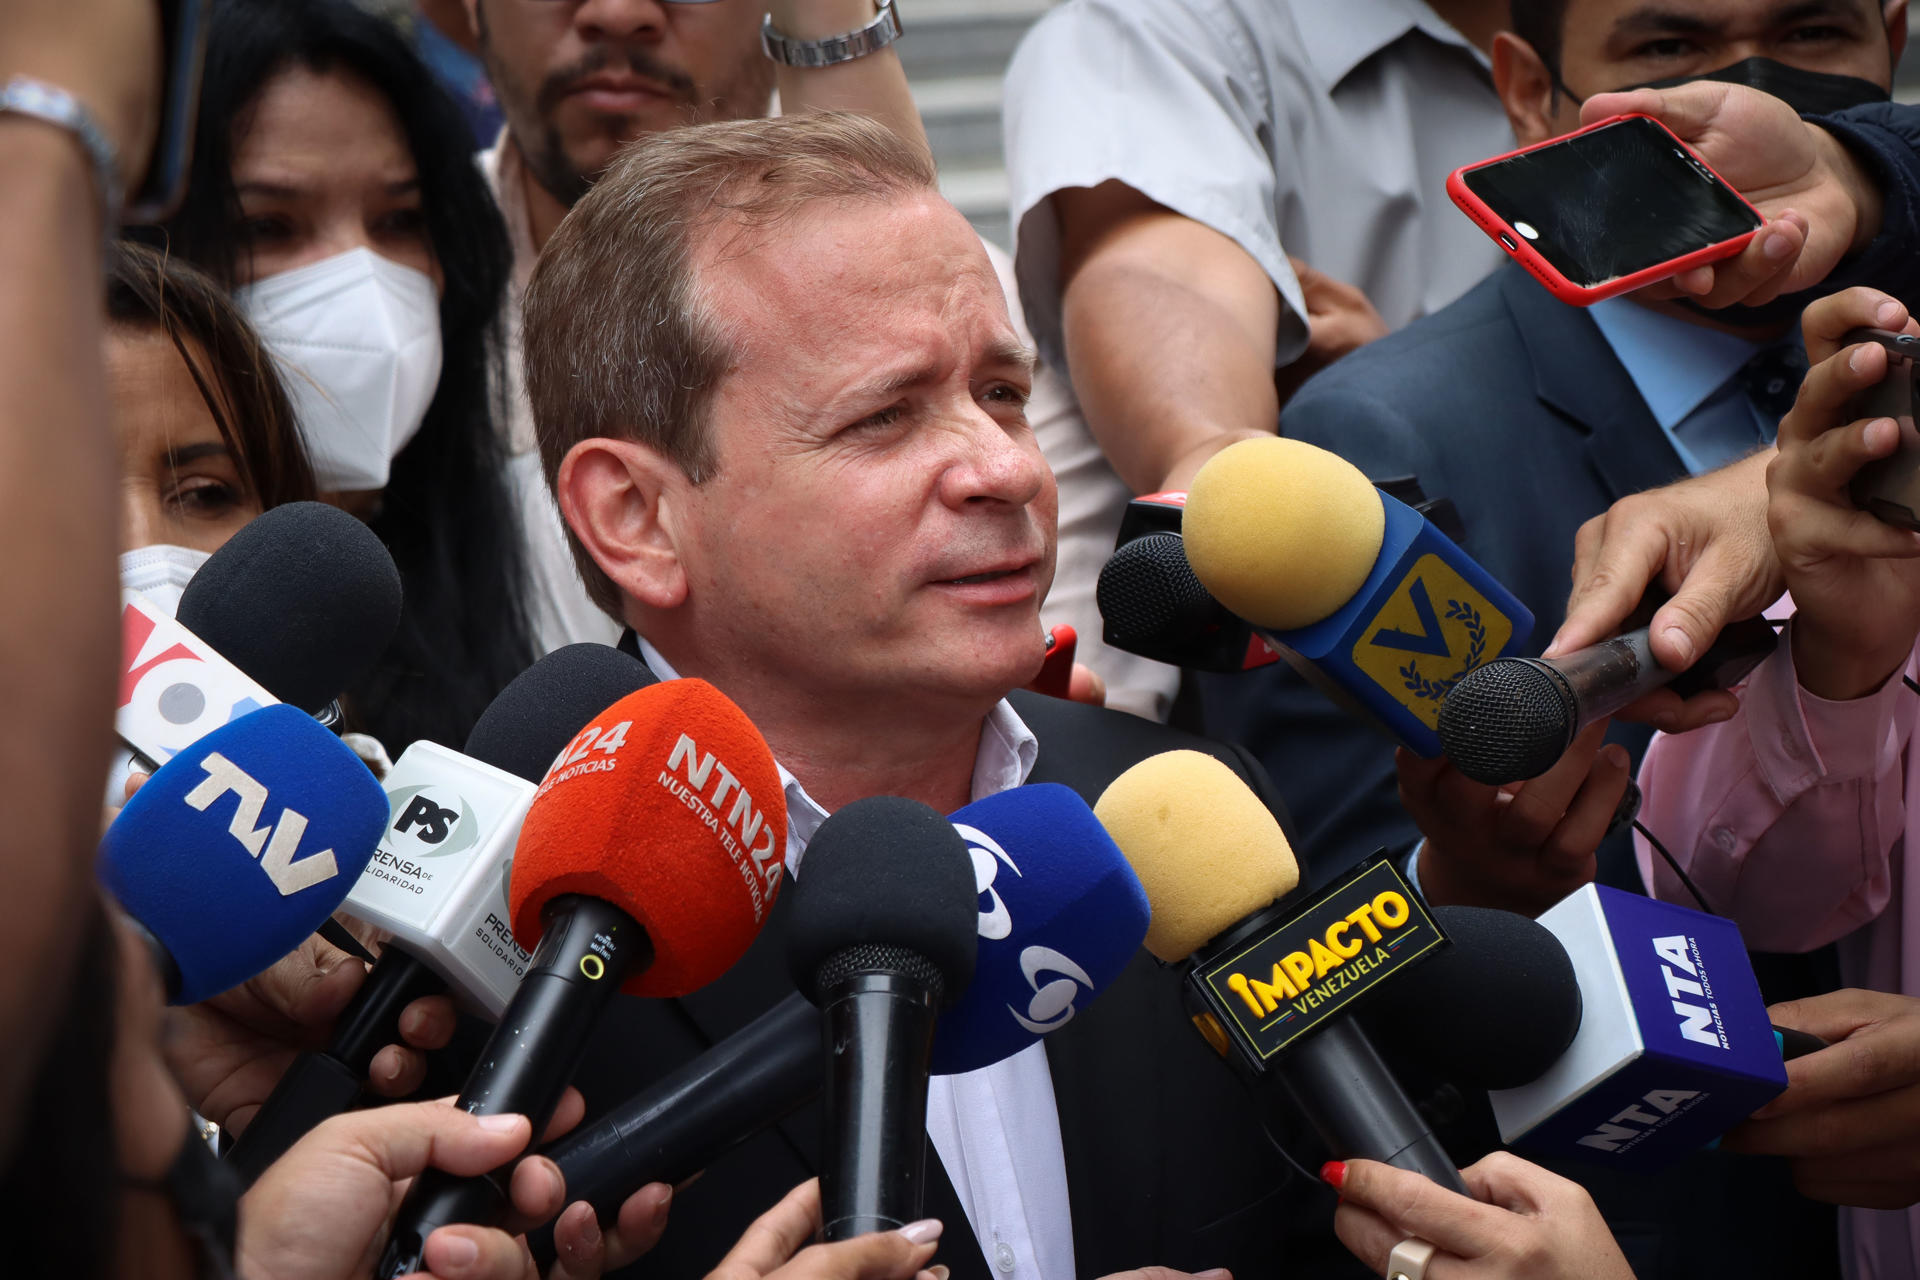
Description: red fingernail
1319,1160,1346,1191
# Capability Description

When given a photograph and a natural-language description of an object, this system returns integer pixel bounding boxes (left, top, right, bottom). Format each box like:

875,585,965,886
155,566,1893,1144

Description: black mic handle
226,1050,365,1186
527,992,820,1269
226,949,451,1186
1272,1018,1468,1194
820,971,940,1241
376,896,651,1278
328,948,448,1075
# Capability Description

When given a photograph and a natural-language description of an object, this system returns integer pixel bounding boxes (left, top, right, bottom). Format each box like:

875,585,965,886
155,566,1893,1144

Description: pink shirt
1636,622,1920,1280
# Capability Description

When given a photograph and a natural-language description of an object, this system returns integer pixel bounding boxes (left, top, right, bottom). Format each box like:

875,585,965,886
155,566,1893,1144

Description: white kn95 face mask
119,543,213,617
237,247,443,493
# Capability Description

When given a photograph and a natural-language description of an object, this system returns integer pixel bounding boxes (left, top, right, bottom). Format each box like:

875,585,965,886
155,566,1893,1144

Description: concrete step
915,74,1005,169
898,0,1051,80
938,164,1012,248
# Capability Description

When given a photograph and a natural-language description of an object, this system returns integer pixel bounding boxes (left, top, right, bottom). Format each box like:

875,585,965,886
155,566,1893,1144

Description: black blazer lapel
1497,266,1689,503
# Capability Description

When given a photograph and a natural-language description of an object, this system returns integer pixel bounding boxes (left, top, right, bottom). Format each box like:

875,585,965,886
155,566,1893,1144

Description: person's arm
1053,182,1285,494
765,0,927,162
0,0,158,1153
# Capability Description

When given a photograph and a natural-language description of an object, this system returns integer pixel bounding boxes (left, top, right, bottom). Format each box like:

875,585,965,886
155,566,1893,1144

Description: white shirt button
1712,827,1736,851
995,1241,1017,1273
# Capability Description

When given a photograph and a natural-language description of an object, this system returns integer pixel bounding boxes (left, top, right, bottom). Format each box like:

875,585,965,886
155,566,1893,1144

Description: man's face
667,191,1057,713
470,0,773,205
1539,0,1899,136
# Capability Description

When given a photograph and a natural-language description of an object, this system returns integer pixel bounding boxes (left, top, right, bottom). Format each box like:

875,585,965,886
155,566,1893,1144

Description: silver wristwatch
0,77,121,230
761,0,903,67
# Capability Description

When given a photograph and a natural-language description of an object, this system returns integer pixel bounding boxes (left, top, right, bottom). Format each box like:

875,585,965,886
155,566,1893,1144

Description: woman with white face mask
130,0,538,757
105,242,316,598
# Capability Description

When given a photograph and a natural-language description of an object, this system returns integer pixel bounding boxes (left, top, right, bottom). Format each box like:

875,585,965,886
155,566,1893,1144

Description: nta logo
184,752,340,895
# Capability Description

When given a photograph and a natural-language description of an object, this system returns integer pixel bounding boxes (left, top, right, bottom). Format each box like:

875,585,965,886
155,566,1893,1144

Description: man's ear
1888,0,1909,71
556,438,690,611
1492,31,1559,147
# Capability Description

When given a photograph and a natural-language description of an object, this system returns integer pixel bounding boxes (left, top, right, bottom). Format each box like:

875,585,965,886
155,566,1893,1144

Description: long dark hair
106,241,318,512
131,0,538,750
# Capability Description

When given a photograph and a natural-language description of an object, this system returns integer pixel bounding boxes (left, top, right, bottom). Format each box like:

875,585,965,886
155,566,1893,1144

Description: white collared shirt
1005,0,1512,372
636,640,1077,1280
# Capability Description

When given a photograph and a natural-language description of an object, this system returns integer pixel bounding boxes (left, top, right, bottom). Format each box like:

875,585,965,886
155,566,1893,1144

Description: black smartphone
1448,114,1764,305
1844,327,1920,531
124,0,211,225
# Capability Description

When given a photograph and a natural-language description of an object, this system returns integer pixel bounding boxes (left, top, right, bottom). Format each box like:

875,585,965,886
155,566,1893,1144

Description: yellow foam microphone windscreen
1093,750,1300,962
1182,437,1386,632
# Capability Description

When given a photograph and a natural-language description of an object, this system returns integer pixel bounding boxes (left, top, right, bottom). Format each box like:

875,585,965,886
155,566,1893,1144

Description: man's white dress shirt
636,639,1078,1280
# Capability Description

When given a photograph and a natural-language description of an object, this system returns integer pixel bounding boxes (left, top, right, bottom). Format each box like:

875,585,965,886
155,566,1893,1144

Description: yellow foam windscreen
1093,750,1300,962
1182,437,1386,631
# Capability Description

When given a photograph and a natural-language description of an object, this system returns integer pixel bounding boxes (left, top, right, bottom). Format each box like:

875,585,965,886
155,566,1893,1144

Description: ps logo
1010,946,1093,1034
384,786,480,859
952,822,1021,941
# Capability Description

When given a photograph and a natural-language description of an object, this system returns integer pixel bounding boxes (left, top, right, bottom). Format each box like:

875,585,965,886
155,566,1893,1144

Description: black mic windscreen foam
1097,532,1218,649
463,644,656,783
786,796,977,1007
1437,659,1578,785
177,502,402,713
1362,905,1581,1090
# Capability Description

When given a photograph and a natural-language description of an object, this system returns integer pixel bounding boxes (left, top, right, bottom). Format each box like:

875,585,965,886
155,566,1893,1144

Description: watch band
0,76,121,231
761,0,903,68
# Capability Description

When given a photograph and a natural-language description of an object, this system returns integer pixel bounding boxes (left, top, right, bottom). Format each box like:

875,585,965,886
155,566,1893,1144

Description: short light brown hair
521,112,939,617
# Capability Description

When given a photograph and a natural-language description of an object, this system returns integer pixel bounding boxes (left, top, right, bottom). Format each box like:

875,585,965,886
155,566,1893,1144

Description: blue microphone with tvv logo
1177,438,1532,756
524,782,1148,1267
99,703,388,1005
1486,884,1791,1169
225,643,655,1186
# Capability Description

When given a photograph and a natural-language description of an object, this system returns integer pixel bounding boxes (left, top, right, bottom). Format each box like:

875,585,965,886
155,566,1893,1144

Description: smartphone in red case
1447,114,1763,306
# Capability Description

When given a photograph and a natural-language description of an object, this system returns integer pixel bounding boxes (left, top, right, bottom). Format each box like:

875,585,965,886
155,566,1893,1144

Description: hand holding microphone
1726,989,1920,1209
375,678,787,1276
1328,1153,1634,1280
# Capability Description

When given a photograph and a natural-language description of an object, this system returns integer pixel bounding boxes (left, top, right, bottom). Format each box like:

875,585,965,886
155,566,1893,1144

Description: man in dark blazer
518,112,1366,1280
1200,10,1920,1277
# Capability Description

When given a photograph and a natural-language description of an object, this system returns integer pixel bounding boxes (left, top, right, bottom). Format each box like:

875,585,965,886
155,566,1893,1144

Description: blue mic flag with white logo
100,704,387,1004
932,783,1150,1074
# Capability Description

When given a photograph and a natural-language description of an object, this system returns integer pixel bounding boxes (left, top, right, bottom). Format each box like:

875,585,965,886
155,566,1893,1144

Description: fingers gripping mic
99,704,388,1004
1437,618,1779,785
1096,751,1468,1192
525,784,1149,1265
227,644,654,1185
1180,438,1534,755
789,796,979,1241
375,679,787,1276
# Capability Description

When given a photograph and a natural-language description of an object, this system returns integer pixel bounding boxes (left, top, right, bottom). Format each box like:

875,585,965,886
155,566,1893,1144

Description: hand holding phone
1448,114,1763,306
1843,328,1920,531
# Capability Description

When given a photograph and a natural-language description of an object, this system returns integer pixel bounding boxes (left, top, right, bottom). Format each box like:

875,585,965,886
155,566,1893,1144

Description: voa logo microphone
953,822,1094,1034
184,752,339,895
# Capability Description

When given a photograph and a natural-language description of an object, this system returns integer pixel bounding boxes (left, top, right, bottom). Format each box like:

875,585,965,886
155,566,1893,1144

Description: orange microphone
377,678,787,1275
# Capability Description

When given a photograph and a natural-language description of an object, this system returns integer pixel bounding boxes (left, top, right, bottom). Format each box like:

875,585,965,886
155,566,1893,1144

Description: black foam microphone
1095,495,1280,673
1438,617,1779,785
177,501,403,714
1360,906,1583,1091
787,796,978,1240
